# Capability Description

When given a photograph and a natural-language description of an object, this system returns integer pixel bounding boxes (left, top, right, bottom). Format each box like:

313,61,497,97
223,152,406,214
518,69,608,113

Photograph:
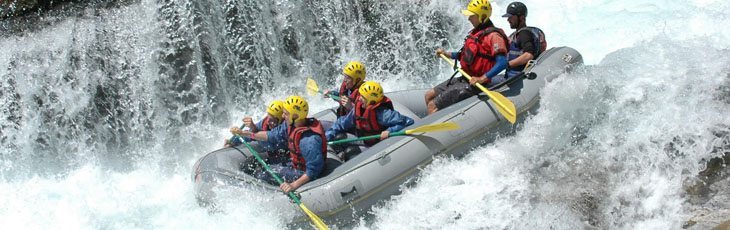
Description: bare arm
508,52,534,69
280,174,311,193
252,131,268,141
237,130,269,141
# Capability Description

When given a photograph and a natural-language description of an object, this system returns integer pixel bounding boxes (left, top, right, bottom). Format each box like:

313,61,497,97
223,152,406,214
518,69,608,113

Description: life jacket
506,26,547,78
459,26,509,77
336,81,362,116
260,116,279,131
287,118,328,171
354,97,394,146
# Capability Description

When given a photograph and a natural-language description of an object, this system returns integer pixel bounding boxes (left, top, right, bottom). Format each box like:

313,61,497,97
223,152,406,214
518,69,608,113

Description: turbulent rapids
1,0,729,229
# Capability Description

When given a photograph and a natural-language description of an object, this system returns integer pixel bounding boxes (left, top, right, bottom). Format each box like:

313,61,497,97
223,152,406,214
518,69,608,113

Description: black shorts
432,77,480,110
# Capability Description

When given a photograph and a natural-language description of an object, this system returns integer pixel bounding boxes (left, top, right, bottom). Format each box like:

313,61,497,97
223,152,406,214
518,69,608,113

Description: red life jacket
354,97,394,146
459,26,509,77
336,81,362,116
260,116,279,131
287,118,328,171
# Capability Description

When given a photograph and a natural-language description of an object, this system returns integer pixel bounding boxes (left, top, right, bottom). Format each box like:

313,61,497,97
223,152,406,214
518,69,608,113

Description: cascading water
365,37,730,229
1,0,728,229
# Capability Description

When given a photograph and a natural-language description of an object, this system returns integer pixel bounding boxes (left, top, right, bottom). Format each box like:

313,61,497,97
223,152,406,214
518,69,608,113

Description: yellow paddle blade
404,122,460,135
306,78,320,96
485,90,516,123
299,203,329,230
438,54,518,124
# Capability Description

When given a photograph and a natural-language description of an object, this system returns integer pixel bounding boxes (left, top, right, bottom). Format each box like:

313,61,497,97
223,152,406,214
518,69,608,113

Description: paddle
327,122,460,145
438,54,517,124
226,125,246,146
306,78,341,101
240,141,329,230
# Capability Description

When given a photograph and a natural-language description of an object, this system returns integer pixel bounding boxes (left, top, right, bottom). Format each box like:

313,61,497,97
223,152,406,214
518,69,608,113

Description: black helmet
502,2,527,17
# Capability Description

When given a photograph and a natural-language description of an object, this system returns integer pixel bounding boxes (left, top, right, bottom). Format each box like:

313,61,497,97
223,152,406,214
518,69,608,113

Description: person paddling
323,61,366,117
325,81,414,160
424,0,509,115
235,96,326,193
225,100,285,148
503,1,547,79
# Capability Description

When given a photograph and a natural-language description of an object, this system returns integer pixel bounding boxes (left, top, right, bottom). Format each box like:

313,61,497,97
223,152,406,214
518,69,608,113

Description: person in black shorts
424,0,509,115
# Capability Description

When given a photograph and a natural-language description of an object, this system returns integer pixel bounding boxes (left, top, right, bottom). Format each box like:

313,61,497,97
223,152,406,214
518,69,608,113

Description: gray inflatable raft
192,46,583,224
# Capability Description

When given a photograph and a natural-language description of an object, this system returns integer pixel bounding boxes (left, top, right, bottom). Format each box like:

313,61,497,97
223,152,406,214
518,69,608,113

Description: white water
1,0,729,229
366,38,730,229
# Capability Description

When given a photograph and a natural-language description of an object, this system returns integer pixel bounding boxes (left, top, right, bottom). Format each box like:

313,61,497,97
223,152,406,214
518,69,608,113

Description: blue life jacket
506,27,546,78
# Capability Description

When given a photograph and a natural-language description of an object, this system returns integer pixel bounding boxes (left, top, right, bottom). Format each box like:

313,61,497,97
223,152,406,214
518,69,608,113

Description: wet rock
683,209,730,230
685,152,730,204
1,0,70,18
1,0,36,17
683,152,730,230
715,220,730,230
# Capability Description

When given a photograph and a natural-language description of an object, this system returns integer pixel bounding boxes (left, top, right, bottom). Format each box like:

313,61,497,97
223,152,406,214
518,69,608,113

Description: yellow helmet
342,61,366,83
358,81,384,105
266,100,284,119
282,96,309,123
461,0,492,23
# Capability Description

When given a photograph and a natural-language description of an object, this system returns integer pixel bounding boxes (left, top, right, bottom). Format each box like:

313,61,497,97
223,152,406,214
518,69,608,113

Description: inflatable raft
192,46,583,224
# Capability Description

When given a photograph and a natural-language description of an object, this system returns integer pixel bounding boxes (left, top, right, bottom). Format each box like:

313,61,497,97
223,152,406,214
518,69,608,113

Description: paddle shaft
239,140,329,230
327,122,459,145
327,130,405,145
227,125,246,145
438,54,515,118
323,91,341,101
308,78,341,100
240,140,303,204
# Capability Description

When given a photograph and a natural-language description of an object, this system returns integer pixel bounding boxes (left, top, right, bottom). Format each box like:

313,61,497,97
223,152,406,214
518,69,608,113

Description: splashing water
1,0,729,229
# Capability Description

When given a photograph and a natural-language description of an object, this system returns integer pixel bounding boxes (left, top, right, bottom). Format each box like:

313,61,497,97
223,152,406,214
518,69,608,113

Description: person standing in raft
424,0,509,115
235,96,326,193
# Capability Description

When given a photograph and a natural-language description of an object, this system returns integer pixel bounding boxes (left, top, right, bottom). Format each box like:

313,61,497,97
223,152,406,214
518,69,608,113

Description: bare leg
427,101,439,114
425,89,436,102
424,89,438,115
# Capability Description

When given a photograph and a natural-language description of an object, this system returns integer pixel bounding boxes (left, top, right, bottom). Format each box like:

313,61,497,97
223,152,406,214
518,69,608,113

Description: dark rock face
1,0,73,19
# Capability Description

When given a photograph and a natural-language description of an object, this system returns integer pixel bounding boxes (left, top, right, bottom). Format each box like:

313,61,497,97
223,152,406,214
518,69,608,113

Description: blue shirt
230,118,264,145
233,118,286,151
266,124,325,179
328,86,355,99
325,106,415,140
265,124,288,152
239,118,266,142
486,55,508,79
